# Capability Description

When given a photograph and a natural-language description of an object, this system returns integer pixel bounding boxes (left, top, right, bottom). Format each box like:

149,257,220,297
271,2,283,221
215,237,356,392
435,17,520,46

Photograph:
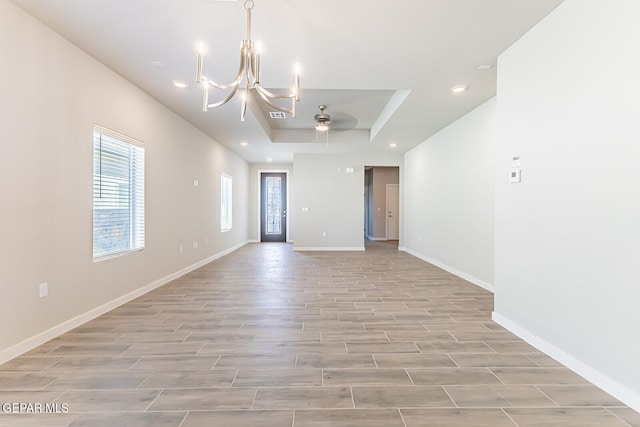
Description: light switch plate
39,282,48,298
510,169,522,183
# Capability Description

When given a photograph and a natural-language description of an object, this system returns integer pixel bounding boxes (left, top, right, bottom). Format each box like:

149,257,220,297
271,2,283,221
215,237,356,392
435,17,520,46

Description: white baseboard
398,247,494,293
492,312,640,413
294,246,365,252
0,240,250,365
247,240,294,244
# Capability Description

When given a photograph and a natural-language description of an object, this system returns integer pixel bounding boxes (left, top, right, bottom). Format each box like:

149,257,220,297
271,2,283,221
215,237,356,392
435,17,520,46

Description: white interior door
386,184,399,240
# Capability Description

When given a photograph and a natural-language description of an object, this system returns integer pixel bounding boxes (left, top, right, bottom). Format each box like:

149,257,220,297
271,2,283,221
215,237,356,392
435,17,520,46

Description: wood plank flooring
1,241,638,426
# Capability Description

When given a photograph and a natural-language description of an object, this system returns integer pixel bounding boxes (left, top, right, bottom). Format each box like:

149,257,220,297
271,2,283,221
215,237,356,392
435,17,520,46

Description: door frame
257,169,290,242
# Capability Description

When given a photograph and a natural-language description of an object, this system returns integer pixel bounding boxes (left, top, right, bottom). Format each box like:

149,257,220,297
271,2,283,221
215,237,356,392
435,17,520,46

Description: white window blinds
93,126,145,259
221,174,232,232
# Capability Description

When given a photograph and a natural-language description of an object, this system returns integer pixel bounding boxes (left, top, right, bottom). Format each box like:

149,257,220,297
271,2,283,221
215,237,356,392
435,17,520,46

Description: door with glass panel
260,173,287,242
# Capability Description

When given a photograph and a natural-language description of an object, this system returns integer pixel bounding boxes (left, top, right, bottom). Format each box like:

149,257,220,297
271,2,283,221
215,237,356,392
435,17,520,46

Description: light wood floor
1,241,638,426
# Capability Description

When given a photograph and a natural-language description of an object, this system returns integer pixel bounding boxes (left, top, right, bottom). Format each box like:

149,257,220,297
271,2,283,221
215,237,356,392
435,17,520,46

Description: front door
260,173,287,242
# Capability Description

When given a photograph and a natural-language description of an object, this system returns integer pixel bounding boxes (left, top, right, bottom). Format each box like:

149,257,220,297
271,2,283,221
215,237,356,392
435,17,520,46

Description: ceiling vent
269,111,287,119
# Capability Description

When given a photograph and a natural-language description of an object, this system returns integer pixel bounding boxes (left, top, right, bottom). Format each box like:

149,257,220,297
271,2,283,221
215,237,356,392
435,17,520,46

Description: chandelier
196,0,300,122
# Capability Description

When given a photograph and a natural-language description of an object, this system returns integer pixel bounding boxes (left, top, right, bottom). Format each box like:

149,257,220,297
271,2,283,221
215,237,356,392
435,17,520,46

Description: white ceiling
10,0,564,163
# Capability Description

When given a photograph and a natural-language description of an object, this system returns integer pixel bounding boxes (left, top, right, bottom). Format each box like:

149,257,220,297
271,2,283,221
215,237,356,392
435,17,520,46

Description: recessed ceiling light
450,84,468,94
265,157,273,162
172,80,188,88
240,141,248,146
478,64,494,70
389,143,398,149
150,61,163,67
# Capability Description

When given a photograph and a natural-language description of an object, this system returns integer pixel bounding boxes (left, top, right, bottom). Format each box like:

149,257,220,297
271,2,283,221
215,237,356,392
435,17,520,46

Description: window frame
92,125,145,261
220,173,233,232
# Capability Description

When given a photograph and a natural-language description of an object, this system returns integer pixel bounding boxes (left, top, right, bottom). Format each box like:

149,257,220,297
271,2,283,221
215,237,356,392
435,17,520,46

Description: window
221,174,232,232
93,126,145,259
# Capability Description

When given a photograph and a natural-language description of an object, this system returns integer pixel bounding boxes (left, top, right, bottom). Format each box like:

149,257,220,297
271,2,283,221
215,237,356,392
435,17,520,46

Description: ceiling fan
313,104,358,143
314,105,331,132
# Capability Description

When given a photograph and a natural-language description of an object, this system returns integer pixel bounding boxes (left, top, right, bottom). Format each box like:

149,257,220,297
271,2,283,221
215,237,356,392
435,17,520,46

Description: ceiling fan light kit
196,0,300,122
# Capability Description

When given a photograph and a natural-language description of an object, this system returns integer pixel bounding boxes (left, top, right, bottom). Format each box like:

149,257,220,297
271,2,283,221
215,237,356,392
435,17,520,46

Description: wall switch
512,156,521,168
39,282,48,298
193,179,199,187
193,240,198,249
302,207,309,213
322,231,327,237
510,169,522,183
346,167,354,173
179,246,183,254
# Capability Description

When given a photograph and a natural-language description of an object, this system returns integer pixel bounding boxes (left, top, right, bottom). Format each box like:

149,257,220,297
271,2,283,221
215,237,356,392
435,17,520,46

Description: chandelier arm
202,74,242,91
241,89,248,122
254,87,295,116
206,85,240,109
201,45,248,90
244,46,254,88
254,83,296,100
249,47,259,85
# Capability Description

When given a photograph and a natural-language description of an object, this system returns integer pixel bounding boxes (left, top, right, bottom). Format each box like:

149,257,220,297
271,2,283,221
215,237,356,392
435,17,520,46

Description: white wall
293,153,402,250
402,99,495,290
0,0,250,360
249,163,293,242
494,0,640,410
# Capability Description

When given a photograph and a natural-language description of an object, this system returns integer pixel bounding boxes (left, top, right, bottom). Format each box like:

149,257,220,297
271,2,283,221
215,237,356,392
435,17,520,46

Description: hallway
0,243,637,426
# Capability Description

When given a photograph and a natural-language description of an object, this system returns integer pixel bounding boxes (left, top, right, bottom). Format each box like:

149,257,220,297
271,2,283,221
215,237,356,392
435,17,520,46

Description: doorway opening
364,166,399,247
260,172,287,242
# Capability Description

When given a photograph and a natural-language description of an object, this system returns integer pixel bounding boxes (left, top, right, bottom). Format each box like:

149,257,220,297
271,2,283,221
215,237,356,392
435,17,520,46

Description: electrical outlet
322,231,327,237
39,282,48,298
179,246,183,254
193,240,198,249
